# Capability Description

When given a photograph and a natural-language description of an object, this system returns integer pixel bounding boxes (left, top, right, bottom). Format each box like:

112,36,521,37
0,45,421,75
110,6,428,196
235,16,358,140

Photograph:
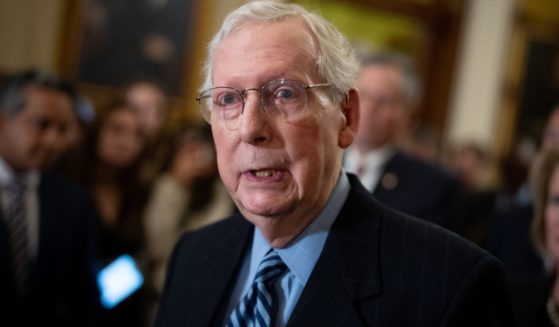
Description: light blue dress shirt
225,172,350,326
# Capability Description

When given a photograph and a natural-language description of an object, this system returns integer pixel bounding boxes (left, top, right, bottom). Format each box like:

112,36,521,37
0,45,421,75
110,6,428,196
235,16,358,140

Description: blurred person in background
63,95,96,153
53,94,96,178
543,105,559,151
448,142,497,246
74,102,149,326
489,106,559,277
511,149,559,326
143,124,234,317
125,79,173,187
487,136,546,278
0,70,101,325
449,142,493,192
344,52,460,229
402,123,441,163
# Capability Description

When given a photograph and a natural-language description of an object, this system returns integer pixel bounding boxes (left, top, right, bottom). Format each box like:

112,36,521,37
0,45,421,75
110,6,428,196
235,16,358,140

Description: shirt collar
250,172,350,285
0,157,40,188
345,145,395,173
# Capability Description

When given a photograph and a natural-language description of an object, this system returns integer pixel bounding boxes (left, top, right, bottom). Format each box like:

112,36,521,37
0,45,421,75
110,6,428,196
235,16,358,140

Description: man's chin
239,202,295,221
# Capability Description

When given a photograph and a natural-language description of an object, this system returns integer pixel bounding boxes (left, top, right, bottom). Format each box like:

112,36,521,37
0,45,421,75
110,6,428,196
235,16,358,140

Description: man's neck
246,172,344,248
246,201,327,248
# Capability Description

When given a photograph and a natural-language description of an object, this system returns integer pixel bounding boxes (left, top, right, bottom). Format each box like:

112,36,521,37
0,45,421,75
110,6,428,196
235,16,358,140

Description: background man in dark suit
156,2,514,326
344,53,460,229
0,70,100,325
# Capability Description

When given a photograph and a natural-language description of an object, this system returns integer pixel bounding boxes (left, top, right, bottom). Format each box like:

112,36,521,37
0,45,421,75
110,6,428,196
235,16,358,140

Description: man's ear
338,88,359,149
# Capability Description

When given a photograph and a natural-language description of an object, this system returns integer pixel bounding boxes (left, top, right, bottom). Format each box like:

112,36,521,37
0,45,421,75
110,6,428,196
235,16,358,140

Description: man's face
211,19,354,238
0,87,74,172
355,64,407,151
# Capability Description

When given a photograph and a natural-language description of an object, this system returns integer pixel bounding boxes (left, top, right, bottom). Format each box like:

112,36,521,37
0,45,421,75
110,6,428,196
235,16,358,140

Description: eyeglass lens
198,80,308,130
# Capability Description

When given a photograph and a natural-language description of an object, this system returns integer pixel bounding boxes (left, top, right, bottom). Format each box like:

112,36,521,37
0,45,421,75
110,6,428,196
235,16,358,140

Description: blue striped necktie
226,249,287,327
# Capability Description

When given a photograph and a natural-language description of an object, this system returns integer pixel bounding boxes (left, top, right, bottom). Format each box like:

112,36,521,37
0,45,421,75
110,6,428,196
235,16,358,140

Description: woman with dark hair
78,102,148,259
74,102,149,326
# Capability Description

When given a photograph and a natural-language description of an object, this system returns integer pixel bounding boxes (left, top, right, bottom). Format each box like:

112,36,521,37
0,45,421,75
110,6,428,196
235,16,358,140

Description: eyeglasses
196,79,330,130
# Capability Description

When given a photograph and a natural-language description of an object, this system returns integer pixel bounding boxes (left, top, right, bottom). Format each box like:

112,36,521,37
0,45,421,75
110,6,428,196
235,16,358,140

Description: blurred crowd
0,53,556,325
0,70,234,326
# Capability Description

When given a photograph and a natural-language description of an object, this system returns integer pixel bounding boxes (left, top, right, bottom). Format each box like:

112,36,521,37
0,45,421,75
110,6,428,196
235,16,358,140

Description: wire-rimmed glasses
196,79,330,130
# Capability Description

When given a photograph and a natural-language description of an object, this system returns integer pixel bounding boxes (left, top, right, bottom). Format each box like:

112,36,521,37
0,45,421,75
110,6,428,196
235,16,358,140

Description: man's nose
238,91,271,144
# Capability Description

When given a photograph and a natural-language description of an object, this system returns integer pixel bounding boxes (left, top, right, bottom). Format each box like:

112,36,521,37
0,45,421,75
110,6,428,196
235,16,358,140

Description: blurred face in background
126,82,167,140
355,64,407,152
96,106,145,168
543,107,559,151
546,163,559,262
0,87,74,172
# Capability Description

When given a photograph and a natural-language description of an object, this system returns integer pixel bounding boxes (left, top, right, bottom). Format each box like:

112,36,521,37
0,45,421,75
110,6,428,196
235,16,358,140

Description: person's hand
170,141,215,187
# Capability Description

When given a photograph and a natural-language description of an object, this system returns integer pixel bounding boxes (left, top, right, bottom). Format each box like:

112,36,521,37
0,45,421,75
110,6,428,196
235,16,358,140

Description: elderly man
156,2,514,326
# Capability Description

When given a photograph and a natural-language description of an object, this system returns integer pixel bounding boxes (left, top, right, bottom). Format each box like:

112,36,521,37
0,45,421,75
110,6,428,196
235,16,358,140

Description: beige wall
0,0,66,73
445,0,518,152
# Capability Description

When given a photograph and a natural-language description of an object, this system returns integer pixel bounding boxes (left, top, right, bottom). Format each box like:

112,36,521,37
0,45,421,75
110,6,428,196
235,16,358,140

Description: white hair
201,0,359,103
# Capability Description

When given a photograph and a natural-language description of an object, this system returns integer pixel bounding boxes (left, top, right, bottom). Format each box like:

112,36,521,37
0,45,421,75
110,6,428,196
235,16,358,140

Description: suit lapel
288,175,383,326
197,214,253,326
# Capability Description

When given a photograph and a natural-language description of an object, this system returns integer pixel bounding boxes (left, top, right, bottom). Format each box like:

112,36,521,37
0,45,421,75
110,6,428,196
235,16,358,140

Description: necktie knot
226,249,287,327
254,251,286,285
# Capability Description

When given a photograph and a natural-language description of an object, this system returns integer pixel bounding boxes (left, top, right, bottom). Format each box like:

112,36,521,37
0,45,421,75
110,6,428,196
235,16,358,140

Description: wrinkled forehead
213,18,319,83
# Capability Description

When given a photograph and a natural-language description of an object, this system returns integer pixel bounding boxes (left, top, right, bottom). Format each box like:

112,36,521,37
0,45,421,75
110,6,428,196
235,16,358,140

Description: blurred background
0,0,557,170
1,0,559,324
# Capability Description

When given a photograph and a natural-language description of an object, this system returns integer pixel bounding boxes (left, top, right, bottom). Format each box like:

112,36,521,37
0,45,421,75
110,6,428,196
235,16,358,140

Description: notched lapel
286,247,367,327
193,215,253,326
288,176,383,326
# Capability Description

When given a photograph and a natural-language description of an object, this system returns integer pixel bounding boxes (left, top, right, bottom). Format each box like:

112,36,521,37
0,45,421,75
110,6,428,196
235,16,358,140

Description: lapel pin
381,173,398,190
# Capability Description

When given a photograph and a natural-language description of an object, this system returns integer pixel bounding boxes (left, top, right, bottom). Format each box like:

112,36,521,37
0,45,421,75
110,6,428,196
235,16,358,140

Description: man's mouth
245,168,284,182
252,169,276,177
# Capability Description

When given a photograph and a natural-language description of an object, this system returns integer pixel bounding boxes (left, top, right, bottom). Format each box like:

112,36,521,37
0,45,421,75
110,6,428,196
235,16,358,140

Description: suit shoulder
390,152,456,184
174,213,248,252
380,204,493,271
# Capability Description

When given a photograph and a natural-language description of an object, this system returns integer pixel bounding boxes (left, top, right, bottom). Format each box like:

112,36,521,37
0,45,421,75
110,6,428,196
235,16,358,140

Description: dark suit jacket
156,174,515,326
487,202,544,279
373,151,460,229
509,274,552,327
0,171,101,326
